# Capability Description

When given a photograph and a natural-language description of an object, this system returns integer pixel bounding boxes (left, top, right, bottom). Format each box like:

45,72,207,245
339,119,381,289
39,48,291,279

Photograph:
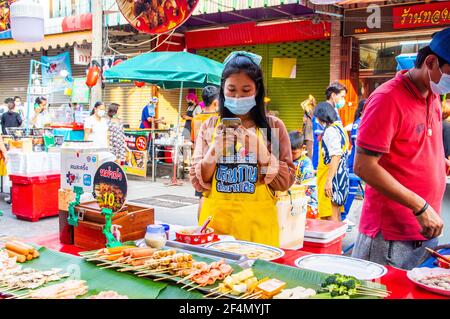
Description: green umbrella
104,51,224,185
103,51,223,89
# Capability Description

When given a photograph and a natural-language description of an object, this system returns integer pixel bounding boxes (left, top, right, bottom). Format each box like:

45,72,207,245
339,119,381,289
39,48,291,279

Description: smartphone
221,118,241,129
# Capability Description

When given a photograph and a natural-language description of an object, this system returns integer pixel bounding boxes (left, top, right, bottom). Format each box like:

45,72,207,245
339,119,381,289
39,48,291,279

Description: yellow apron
317,141,332,219
316,123,349,219
199,121,279,246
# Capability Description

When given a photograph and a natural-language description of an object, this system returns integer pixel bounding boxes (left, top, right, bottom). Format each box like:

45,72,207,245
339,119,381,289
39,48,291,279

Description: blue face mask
335,98,346,109
224,95,256,115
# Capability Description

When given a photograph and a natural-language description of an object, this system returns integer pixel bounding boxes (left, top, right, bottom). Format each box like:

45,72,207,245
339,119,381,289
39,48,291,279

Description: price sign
93,161,128,212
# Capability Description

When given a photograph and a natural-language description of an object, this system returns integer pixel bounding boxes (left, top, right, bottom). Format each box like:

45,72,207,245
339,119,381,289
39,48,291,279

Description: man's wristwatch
414,202,429,217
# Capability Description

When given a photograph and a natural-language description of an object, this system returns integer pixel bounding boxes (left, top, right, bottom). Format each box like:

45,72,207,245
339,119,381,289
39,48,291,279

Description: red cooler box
10,172,60,222
300,219,347,255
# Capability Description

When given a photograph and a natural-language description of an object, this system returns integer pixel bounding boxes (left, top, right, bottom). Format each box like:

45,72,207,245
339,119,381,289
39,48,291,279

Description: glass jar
145,225,167,249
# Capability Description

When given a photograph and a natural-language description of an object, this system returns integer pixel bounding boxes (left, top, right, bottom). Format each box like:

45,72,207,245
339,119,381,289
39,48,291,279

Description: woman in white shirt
84,101,109,149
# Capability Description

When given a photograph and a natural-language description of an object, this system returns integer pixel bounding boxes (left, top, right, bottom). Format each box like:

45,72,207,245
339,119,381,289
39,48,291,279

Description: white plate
205,240,285,261
407,267,450,296
294,254,387,280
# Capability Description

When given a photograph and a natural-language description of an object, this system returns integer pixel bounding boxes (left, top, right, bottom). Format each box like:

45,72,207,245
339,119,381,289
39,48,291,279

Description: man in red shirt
352,28,450,270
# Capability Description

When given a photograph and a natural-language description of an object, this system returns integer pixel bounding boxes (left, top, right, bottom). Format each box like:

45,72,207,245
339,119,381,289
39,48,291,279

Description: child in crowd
289,130,318,218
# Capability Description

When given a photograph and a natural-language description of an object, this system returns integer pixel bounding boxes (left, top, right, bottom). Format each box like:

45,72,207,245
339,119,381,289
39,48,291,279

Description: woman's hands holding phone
205,124,236,163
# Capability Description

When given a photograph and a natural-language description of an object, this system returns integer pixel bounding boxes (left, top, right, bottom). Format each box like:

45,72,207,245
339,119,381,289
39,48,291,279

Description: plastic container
304,218,347,239
300,234,345,255
10,172,60,222
164,146,173,163
175,226,215,245
145,225,167,249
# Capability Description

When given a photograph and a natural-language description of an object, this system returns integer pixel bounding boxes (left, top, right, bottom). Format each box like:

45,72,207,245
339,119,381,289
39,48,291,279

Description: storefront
343,1,450,98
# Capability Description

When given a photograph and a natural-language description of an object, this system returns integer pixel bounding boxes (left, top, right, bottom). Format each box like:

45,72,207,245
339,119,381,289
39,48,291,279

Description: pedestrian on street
312,82,347,169
348,99,366,174
182,93,201,142
13,96,24,121
352,27,450,270
1,98,22,135
314,102,349,222
300,94,316,161
84,101,109,149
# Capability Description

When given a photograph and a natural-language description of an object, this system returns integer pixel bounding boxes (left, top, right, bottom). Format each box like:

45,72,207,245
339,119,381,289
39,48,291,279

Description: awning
0,30,92,56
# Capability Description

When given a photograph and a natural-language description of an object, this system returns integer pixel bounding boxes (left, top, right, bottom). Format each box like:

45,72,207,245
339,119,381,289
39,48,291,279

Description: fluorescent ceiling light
186,26,229,33
256,19,295,27
399,40,431,46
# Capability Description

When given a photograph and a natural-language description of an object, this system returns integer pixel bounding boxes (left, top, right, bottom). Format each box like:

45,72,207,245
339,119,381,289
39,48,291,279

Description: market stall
0,235,448,300
103,51,223,183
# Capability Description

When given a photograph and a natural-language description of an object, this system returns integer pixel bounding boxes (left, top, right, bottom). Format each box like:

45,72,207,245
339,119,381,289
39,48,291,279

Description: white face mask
429,63,450,95
97,110,106,117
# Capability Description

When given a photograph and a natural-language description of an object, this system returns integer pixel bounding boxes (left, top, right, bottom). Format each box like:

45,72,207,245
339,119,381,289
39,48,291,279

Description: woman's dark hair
314,102,338,125
415,46,448,68
289,131,304,150
91,101,104,115
354,99,366,123
108,103,120,118
219,54,271,142
35,96,47,105
325,82,347,100
202,85,219,107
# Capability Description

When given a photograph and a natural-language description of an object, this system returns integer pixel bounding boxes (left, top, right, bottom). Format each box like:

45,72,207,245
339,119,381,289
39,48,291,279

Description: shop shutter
266,40,330,131
0,52,34,103
102,83,188,128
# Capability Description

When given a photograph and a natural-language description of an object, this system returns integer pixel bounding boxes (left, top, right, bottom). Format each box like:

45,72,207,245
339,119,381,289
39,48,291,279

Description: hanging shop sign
123,130,149,178
41,52,73,91
343,1,450,36
115,0,200,34
71,77,90,103
93,161,128,213
102,55,129,83
392,2,450,30
74,43,92,65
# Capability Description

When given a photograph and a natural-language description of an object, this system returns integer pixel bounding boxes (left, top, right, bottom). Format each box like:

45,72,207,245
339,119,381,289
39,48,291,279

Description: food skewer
187,283,205,292
245,291,263,299
213,290,231,299
203,287,221,298
425,247,450,264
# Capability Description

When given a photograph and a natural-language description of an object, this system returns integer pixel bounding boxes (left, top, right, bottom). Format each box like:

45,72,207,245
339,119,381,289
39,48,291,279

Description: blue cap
146,224,164,234
430,27,450,64
159,224,170,232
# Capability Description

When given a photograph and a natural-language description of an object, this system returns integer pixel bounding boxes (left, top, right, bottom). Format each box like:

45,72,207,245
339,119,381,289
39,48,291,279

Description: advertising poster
41,52,73,90
74,43,92,65
61,151,100,193
0,0,16,39
123,131,149,177
71,77,90,103
116,0,200,34
93,161,128,213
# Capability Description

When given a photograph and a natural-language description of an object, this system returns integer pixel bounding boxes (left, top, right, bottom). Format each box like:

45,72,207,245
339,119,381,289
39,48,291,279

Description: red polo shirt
357,70,446,241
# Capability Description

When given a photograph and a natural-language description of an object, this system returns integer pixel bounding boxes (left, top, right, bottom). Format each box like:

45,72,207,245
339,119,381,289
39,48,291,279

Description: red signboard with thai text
393,2,450,30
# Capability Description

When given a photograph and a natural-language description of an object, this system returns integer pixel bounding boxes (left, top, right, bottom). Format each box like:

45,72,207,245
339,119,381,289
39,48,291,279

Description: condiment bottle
145,225,167,249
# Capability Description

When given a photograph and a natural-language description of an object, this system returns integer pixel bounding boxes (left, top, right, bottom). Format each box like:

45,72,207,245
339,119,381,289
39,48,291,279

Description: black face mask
188,102,194,106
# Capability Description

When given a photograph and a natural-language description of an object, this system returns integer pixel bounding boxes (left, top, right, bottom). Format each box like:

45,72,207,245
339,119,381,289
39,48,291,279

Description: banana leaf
251,259,387,299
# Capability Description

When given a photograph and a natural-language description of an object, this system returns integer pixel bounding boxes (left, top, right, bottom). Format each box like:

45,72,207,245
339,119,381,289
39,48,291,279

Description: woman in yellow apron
314,102,350,221
190,51,295,247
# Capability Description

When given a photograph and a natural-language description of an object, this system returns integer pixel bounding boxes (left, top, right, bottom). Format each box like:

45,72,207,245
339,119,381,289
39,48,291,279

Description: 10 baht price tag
93,162,128,212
